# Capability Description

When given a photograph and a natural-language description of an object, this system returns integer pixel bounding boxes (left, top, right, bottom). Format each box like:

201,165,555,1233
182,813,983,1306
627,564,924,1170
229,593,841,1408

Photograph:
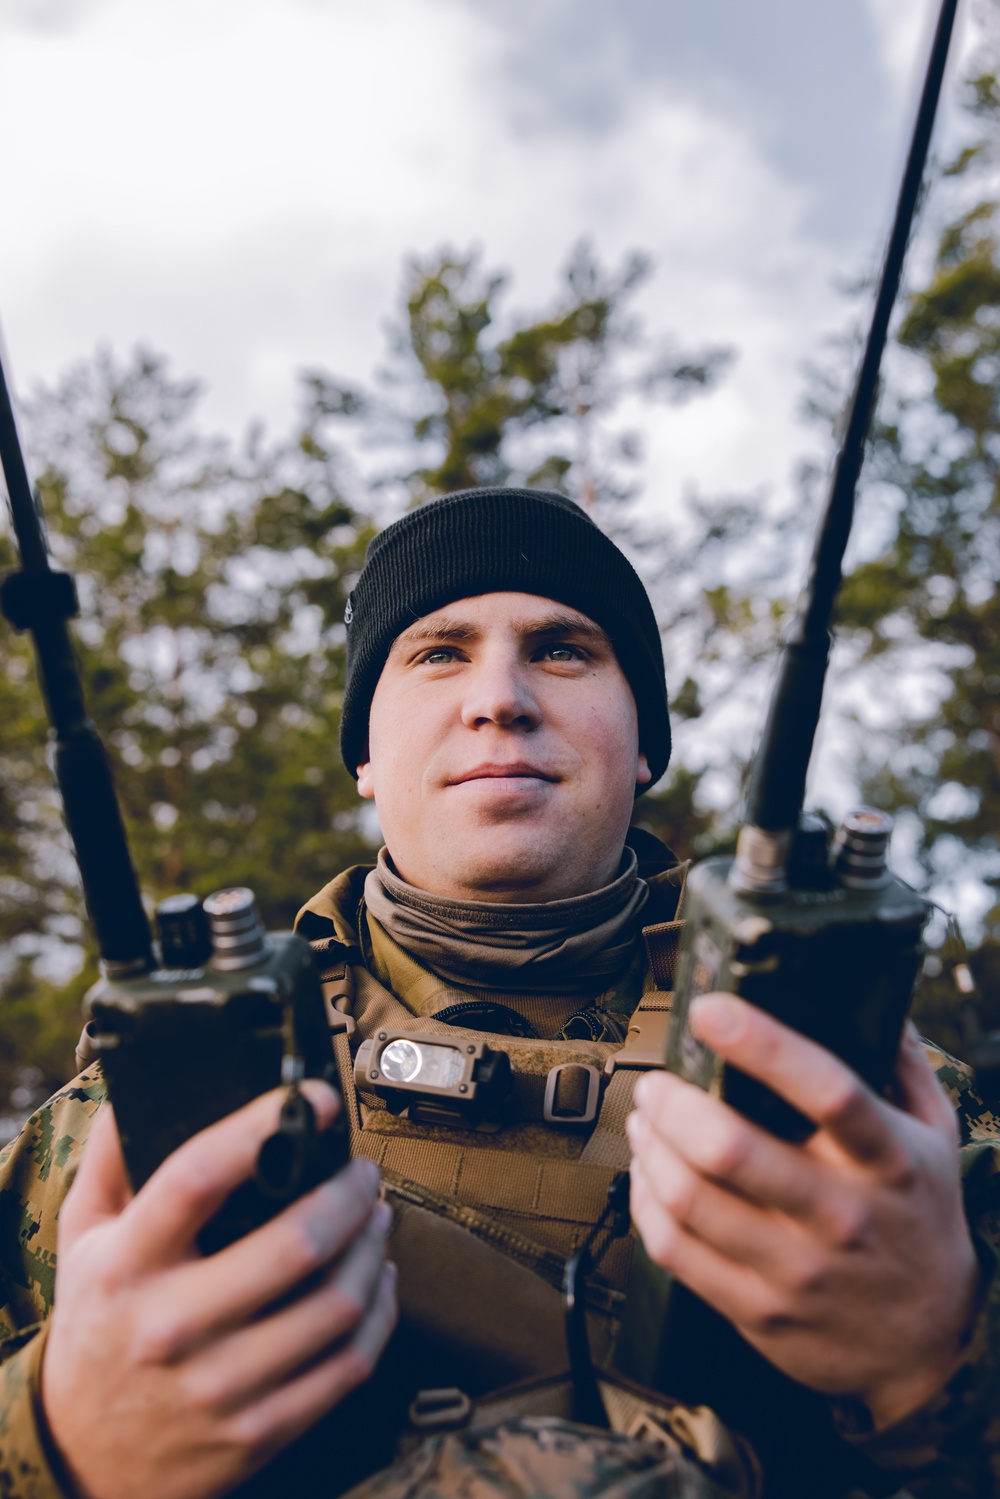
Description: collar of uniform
295,830,682,943
356,906,649,1040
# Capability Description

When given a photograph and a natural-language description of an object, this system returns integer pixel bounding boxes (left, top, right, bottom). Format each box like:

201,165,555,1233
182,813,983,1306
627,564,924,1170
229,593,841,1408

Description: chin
446,830,563,898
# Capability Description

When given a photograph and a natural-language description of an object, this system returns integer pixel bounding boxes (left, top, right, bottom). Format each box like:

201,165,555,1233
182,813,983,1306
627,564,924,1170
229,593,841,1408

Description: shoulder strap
581,988,673,1167
580,901,689,1166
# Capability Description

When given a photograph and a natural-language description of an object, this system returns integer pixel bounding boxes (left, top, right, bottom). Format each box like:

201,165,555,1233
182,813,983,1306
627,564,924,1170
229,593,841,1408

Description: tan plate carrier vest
303,904,761,1497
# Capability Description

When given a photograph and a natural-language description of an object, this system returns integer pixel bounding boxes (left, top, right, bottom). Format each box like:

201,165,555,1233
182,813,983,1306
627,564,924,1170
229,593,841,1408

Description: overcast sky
0,0,961,519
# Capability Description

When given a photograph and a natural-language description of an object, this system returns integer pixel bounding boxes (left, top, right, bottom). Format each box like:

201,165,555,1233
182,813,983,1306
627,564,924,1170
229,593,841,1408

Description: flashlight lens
381,1039,422,1083
379,1038,467,1089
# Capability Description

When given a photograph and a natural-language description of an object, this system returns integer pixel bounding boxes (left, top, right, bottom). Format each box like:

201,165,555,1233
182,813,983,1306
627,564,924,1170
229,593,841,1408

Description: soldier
1,486,998,1499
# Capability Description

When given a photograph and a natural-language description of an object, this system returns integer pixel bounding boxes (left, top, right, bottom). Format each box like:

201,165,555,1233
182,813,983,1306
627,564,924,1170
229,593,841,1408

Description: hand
627,996,979,1430
43,1082,396,1499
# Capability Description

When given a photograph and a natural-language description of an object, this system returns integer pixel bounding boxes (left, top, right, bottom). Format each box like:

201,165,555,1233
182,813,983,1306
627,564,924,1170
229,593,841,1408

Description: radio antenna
731,0,961,896
0,342,153,969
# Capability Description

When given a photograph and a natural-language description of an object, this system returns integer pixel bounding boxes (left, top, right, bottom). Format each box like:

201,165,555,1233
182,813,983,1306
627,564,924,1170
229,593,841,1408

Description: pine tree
1,246,751,1113
835,26,1000,1048
0,348,374,1106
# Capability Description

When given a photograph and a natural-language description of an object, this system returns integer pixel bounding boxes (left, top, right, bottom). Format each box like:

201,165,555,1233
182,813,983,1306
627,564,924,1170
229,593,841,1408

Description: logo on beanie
344,595,354,626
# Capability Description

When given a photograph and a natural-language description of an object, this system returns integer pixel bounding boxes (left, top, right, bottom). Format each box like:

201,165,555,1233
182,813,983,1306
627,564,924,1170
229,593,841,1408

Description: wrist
863,1240,981,1431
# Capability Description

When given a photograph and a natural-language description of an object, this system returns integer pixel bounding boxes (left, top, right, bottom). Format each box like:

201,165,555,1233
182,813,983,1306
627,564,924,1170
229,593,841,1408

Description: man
0,486,998,1499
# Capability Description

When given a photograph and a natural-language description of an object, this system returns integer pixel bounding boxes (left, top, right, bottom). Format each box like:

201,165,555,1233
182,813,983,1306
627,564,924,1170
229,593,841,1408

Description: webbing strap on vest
332,1031,361,1133
581,988,673,1167
581,908,686,1168
643,919,685,989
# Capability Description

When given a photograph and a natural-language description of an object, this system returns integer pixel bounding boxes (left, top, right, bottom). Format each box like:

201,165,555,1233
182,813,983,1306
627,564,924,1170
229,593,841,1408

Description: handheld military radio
615,0,960,1490
0,341,348,1250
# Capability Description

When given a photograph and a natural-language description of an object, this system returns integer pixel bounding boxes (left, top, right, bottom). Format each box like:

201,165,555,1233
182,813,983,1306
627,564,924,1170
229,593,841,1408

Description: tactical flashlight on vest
0,344,348,1253
615,1,959,1493
354,1028,513,1131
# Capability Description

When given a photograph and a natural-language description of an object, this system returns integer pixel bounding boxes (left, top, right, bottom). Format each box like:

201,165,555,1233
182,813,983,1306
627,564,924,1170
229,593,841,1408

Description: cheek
584,688,639,758
366,682,446,802
366,715,413,803
585,697,642,806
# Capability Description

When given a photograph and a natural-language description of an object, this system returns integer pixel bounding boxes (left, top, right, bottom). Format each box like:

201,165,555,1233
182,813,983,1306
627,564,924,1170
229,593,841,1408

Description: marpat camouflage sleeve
0,1066,106,1499
833,1043,1000,1496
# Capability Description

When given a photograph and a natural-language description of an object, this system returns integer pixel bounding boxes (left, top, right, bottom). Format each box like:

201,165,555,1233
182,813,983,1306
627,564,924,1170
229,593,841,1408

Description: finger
158,1161,384,1356
690,995,894,1163
634,1070,824,1218
58,1106,133,1249
116,1082,341,1269
626,1109,805,1278
629,1157,777,1333
895,1024,960,1138
187,1201,392,1409
232,1262,398,1461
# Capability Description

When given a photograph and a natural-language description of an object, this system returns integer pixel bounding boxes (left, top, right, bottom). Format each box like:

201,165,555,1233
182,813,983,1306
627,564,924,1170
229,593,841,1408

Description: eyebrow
392,611,612,651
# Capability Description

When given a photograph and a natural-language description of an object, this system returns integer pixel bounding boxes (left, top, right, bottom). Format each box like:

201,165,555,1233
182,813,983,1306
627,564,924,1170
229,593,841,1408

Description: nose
459,648,541,732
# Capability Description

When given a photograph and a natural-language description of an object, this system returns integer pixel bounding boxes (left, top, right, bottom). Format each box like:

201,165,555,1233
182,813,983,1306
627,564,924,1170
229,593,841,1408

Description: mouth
447,762,559,786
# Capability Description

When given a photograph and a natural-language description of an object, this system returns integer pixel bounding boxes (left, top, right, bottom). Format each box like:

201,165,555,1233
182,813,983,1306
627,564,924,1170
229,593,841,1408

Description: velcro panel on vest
352,1131,618,1225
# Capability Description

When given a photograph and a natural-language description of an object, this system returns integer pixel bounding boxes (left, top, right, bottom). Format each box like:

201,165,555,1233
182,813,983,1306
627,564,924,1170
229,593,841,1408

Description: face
356,592,651,902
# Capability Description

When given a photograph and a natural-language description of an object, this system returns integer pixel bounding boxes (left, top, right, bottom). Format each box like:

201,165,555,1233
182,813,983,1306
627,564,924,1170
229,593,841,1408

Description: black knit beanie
340,487,671,789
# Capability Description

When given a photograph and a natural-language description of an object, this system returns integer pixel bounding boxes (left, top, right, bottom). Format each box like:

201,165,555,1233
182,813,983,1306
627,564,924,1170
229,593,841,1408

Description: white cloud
0,0,866,524
866,0,939,101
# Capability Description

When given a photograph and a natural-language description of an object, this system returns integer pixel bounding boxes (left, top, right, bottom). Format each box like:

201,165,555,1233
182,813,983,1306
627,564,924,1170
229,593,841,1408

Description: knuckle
754,1307,795,1338
338,1344,375,1390
698,1120,749,1179
882,1149,918,1193
786,1252,831,1298
746,1288,795,1337
159,1153,218,1220
817,1077,862,1130
656,1165,699,1224
638,1211,678,1270
825,1198,873,1250
225,1406,270,1458
324,1285,365,1340
129,1312,187,1366
76,1238,125,1297
178,1362,233,1419
284,1213,333,1277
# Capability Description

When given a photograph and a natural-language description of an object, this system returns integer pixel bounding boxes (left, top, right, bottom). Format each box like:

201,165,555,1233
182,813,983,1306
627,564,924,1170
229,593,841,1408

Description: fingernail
690,994,744,1041
373,1200,393,1234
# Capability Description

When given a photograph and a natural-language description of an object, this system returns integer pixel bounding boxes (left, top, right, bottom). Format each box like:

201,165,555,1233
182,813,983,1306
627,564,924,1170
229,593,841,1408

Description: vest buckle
408,1387,472,1431
543,1063,602,1125
604,1007,671,1073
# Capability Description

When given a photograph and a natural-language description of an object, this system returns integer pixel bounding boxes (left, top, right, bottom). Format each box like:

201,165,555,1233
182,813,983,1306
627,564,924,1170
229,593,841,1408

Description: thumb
58,1105,133,1250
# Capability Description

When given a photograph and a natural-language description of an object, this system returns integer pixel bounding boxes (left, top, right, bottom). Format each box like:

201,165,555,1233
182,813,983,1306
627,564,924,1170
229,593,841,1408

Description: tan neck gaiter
362,846,648,995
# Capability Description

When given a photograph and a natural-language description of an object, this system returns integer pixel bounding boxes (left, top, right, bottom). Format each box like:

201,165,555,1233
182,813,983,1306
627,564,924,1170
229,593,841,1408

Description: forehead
391,592,609,648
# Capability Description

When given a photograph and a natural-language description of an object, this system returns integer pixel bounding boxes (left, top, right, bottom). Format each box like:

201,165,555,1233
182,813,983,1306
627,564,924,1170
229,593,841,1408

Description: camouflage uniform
2,848,1000,1499
0,1066,103,1499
